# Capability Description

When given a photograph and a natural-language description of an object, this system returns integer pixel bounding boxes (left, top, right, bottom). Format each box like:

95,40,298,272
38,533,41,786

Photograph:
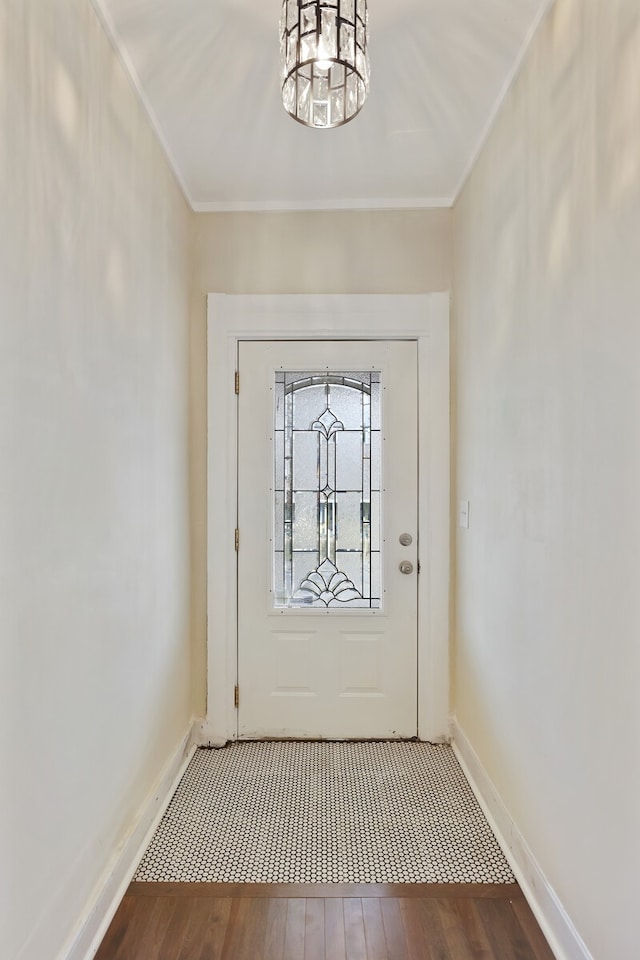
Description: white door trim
204,293,450,745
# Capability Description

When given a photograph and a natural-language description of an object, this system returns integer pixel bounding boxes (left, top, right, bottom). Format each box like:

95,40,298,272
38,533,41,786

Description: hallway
5,3,639,958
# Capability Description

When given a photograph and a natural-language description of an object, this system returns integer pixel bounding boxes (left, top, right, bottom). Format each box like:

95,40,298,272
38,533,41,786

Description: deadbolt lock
399,533,413,547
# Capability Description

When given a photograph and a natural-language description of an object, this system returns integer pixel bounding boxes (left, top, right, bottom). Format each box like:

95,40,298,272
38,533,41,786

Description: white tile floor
135,741,514,884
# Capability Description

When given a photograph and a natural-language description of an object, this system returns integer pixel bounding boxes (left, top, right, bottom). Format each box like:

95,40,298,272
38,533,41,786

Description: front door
237,340,418,739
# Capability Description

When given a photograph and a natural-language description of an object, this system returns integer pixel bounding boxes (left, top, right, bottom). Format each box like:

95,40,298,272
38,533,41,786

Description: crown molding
191,197,454,213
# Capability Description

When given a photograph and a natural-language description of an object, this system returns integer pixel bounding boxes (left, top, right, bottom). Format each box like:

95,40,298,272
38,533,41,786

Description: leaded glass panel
273,371,381,609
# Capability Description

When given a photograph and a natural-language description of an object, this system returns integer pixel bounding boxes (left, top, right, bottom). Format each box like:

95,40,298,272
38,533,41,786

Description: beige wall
453,1,640,957
190,209,452,714
0,3,192,958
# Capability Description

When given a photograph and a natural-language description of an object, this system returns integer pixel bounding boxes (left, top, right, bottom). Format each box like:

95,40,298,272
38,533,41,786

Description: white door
237,340,418,739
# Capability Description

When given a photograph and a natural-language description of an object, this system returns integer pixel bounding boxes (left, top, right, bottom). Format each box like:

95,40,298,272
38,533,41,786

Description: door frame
202,293,450,745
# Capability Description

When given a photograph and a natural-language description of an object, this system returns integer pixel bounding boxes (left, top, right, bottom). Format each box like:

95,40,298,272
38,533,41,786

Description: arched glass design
273,371,381,609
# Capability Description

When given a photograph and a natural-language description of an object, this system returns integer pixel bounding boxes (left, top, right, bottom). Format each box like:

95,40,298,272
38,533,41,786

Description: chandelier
280,0,370,129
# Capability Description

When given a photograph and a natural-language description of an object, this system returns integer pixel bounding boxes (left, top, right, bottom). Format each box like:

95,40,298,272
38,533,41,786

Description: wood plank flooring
96,883,556,960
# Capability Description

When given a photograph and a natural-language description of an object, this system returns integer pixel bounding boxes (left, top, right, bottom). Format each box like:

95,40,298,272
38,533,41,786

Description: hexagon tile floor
134,741,514,884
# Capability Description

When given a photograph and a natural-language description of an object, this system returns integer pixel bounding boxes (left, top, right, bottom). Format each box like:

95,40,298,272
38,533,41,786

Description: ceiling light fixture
280,0,370,129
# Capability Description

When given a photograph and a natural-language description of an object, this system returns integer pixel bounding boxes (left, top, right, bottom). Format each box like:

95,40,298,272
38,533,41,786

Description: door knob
399,561,414,575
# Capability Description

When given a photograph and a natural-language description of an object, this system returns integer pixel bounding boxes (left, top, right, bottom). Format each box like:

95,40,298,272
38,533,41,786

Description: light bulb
316,36,331,70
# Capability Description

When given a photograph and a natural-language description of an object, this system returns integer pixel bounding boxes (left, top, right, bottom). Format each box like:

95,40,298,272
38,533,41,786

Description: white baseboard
61,723,197,960
451,718,593,960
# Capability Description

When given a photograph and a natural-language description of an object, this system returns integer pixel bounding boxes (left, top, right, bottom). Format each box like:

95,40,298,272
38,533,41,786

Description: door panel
237,340,418,739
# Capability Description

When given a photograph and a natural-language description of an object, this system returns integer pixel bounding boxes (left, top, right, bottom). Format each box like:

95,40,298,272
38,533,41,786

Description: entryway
93,296,556,960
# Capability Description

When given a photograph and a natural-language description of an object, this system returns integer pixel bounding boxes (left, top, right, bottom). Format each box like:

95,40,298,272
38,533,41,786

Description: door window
273,371,381,609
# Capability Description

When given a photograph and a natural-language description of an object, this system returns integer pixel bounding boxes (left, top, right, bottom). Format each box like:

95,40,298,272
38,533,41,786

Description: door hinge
234,685,240,708
234,371,240,394
234,528,239,552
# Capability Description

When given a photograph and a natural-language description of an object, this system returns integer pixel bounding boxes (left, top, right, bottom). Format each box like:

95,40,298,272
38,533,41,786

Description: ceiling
92,0,552,211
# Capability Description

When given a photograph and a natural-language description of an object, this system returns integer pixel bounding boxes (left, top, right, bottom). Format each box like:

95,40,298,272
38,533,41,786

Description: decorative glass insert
273,371,381,609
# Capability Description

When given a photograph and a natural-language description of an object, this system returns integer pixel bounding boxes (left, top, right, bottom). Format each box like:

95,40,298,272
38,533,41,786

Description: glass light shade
280,0,370,129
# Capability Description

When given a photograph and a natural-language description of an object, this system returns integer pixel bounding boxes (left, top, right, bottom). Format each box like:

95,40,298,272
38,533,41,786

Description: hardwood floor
96,882,555,959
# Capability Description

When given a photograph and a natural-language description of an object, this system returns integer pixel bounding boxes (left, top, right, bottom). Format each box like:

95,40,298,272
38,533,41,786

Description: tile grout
135,742,515,884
